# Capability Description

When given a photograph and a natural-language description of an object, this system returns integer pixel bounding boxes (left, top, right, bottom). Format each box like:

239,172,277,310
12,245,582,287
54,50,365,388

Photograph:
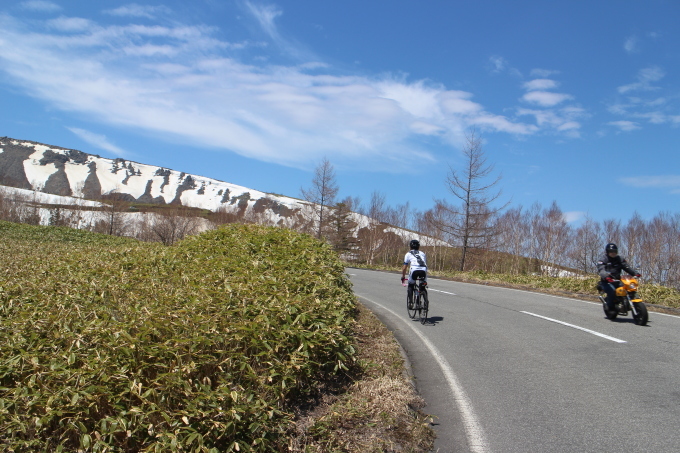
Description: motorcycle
597,275,648,326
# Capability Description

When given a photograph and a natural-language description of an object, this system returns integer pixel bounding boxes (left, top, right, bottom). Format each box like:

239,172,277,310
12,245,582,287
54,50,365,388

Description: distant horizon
3,131,680,230
1,1,679,225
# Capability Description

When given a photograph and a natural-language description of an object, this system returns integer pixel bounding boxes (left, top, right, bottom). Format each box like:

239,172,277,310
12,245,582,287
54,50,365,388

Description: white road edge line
359,295,489,453
521,311,627,343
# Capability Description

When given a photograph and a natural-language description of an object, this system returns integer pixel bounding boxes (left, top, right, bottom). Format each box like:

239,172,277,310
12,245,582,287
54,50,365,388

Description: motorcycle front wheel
633,302,648,326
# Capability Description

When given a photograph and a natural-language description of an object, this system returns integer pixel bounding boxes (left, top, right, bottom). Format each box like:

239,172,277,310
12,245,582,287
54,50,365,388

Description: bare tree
417,203,456,272
621,212,645,266
437,128,507,271
357,191,389,265
151,205,203,246
602,218,622,250
96,191,131,236
494,206,531,274
300,157,339,239
531,201,571,275
567,214,603,274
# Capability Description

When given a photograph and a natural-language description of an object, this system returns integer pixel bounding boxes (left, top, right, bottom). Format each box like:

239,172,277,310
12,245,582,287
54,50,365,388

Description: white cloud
563,211,585,223
489,55,507,73
521,91,573,107
19,1,61,12
517,108,584,137
620,175,680,190
618,66,665,93
488,55,522,78
410,121,444,135
68,128,128,157
470,114,538,135
624,35,639,53
103,4,172,19
243,1,313,61
0,12,554,170
557,121,580,132
530,68,559,78
608,120,640,132
246,1,282,38
47,17,94,32
523,79,558,91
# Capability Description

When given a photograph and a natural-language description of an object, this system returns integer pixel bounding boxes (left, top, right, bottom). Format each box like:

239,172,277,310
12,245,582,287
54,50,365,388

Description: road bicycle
406,276,429,324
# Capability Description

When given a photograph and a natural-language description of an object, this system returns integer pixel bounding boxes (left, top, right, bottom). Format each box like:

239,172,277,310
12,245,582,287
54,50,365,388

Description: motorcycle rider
401,239,427,307
597,243,641,312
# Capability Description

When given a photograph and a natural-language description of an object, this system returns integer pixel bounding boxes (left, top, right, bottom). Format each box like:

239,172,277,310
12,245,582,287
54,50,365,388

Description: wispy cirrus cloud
530,68,560,78
522,91,573,107
103,4,172,19
618,66,665,93
620,175,680,194
68,128,128,157
0,11,556,171
624,35,639,53
608,120,640,132
608,66,679,129
19,0,61,13
243,0,317,62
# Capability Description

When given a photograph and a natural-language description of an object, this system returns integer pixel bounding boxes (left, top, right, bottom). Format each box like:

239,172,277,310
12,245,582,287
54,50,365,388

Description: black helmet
409,239,420,250
605,243,618,254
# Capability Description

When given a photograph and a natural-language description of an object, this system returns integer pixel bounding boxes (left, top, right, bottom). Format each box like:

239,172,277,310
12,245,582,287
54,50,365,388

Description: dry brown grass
288,303,435,452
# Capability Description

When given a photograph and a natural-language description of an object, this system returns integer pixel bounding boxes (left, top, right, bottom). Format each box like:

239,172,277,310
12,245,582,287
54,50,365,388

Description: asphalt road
347,268,680,453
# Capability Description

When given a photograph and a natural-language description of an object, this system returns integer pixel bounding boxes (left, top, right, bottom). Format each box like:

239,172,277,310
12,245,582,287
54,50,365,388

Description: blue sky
1,0,679,225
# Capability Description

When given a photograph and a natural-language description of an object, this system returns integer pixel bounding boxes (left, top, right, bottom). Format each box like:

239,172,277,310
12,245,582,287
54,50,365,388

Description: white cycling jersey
403,250,427,284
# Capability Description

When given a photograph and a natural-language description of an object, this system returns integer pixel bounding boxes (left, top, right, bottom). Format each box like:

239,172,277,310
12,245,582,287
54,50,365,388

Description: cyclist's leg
407,284,414,308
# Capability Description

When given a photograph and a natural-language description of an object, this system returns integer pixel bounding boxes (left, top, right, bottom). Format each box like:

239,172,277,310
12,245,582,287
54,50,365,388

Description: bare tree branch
300,157,339,239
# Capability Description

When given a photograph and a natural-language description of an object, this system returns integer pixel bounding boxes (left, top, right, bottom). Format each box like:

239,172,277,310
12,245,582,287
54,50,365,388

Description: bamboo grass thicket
0,221,357,452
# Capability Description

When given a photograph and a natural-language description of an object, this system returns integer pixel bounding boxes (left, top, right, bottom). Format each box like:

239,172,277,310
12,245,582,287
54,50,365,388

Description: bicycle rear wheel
407,289,417,318
419,290,429,324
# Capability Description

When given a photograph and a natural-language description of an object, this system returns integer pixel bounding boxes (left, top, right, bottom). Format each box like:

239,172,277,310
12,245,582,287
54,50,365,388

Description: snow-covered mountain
0,136,307,225
0,136,442,249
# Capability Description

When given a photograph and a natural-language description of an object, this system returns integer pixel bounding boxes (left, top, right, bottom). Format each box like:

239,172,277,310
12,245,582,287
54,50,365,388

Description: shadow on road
420,316,443,326
604,316,651,326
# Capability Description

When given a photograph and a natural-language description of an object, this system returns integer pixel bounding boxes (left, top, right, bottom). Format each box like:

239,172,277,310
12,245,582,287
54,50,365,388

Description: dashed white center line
430,288,457,296
521,311,627,343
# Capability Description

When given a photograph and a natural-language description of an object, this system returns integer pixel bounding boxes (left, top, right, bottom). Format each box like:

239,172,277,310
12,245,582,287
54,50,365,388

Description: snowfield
1,138,446,247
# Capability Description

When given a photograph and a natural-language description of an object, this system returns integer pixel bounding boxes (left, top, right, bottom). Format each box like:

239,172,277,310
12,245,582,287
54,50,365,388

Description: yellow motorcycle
598,275,648,326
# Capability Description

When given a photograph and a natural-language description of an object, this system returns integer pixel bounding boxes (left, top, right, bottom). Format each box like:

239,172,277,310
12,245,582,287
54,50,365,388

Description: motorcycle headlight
616,287,627,297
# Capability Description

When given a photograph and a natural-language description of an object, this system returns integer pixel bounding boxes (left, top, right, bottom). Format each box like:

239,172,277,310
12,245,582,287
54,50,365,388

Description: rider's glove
605,276,614,283
635,273,641,277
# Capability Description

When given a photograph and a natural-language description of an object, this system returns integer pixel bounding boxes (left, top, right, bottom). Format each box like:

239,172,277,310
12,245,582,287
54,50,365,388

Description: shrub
0,221,356,452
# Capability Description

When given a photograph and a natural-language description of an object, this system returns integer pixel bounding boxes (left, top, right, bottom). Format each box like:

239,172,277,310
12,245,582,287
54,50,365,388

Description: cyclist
597,242,641,312
401,239,428,306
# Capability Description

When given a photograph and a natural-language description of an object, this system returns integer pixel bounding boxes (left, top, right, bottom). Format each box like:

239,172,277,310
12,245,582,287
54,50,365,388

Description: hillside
0,136,305,225
0,137,438,250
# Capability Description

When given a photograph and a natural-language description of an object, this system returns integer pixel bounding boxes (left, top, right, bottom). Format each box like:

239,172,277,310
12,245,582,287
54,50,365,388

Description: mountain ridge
0,136,308,226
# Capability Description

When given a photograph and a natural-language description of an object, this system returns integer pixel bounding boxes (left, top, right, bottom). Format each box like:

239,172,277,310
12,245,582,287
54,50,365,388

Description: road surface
348,268,680,453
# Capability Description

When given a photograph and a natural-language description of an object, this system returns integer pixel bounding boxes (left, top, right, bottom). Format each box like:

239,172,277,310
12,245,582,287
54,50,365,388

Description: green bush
0,222,356,452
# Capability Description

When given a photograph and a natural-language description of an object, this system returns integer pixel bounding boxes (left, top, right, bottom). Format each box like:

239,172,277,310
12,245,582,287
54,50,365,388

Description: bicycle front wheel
419,290,429,324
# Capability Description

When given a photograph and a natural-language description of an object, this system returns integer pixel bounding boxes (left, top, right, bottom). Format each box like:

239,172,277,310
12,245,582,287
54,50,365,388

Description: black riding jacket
596,254,638,280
